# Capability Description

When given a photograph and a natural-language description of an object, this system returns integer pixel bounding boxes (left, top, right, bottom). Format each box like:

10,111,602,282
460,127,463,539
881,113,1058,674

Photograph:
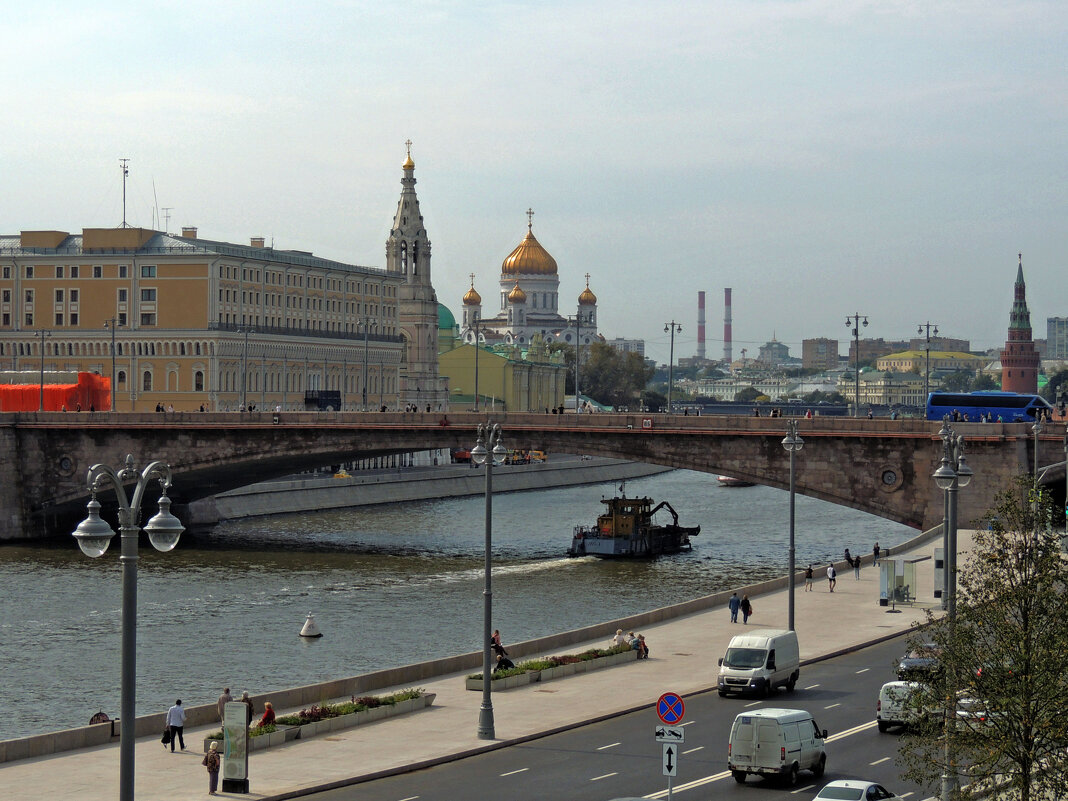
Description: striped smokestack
697,291,706,361
724,287,733,363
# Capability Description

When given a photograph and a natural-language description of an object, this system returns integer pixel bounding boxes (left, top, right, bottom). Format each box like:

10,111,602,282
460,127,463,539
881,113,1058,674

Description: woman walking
740,594,753,624
203,741,221,795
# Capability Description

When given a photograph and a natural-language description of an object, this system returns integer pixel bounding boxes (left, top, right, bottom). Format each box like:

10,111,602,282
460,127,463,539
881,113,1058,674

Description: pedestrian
165,699,186,751
853,554,861,579
202,741,221,795
636,634,649,659
804,564,813,591
728,592,741,623
491,629,507,657
240,691,255,726
493,652,516,673
740,594,753,624
827,563,837,592
611,628,626,647
844,547,852,565
258,701,276,728
217,687,232,722
873,542,880,566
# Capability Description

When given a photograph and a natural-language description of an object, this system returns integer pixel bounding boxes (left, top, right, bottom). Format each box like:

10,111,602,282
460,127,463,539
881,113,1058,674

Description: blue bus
925,391,1053,422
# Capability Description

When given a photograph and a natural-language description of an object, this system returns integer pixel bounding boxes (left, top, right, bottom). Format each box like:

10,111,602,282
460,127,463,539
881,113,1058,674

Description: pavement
1,530,964,801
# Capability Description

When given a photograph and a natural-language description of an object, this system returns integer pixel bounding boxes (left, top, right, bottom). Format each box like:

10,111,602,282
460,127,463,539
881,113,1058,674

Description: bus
925,391,1053,422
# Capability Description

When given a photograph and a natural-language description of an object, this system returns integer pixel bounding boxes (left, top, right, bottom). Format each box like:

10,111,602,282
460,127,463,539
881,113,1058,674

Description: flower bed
203,688,433,752
465,645,637,691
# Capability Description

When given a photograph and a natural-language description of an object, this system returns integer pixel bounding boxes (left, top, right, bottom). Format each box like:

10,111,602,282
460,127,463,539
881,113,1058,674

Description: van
717,628,800,697
877,681,925,732
727,708,827,785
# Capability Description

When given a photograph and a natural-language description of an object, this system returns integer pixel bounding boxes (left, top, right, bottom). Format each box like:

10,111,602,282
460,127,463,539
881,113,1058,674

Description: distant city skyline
3,1,1065,363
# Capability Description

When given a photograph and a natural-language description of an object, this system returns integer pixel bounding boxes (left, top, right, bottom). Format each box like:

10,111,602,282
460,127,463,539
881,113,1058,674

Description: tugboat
717,475,755,487
567,485,700,558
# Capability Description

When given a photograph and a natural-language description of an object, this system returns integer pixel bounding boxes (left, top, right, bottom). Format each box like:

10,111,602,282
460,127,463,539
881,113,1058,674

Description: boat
567,486,700,558
717,475,755,487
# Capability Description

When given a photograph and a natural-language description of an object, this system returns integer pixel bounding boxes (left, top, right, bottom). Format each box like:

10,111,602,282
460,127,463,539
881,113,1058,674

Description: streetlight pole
918,321,938,405
239,327,252,411
665,321,682,412
105,319,123,411
472,318,481,412
471,423,507,739
359,318,373,410
569,313,583,412
36,329,52,411
71,454,185,801
845,313,868,417
781,420,804,631
933,419,973,801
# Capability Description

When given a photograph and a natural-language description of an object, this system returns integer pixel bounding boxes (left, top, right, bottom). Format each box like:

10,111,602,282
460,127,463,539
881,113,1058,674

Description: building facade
875,351,986,374
802,338,839,371
1000,256,1040,394
1047,317,1068,360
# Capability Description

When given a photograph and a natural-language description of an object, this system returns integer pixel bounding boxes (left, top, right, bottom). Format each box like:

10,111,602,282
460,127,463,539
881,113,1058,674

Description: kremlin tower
1000,254,1040,394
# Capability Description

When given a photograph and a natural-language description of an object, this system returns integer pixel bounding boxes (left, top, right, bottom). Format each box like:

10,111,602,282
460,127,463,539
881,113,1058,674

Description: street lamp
238,327,252,411
359,318,374,409
471,422,507,739
781,420,804,631
104,319,124,411
845,313,868,417
71,454,185,801
36,329,52,411
918,322,938,405
665,320,682,412
472,317,481,412
566,313,583,412
932,419,971,801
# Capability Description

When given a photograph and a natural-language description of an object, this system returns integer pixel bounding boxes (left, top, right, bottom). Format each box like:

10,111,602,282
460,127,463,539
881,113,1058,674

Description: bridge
1,411,1064,541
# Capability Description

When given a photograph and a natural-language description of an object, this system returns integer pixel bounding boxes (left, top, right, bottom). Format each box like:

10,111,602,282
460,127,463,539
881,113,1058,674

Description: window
55,266,63,278
2,290,9,303
70,312,78,325
118,288,127,302
70,290,78,303
141,265,156,278
25,266,33,278
55,313,64,325
118,312,127,326
25,289,33,303
142,371,152,391
55,289,64,302
71,265,79,278
194,371,204,392
25,313,33,326
119,265,128,278
141,313,156,326
93,265,102,278
117,370,126,386
2,267,8,279
1,313,8,326
140,288,156,302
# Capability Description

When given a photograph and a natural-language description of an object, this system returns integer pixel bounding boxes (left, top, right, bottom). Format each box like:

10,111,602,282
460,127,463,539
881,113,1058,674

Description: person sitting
258,701,275,728
493,653,515,673
636,634,649,659
611,628,626,647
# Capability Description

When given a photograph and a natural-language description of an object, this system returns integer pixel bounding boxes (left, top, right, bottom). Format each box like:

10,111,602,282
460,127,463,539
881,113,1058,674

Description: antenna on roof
161,207,173,235
119,158,130,228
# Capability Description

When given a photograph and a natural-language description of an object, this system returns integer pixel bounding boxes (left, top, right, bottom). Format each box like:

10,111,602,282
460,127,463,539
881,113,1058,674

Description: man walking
166,699,186,751
873,542,880,566
827,563,837,593
217,687,232,722
728,592,741,623
804,564,813,591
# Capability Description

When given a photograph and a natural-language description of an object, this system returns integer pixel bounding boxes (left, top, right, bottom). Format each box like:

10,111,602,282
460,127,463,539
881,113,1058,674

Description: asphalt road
303,637,936,801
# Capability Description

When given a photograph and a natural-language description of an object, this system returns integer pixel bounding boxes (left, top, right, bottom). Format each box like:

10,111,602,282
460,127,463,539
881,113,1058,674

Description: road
304,638,935,801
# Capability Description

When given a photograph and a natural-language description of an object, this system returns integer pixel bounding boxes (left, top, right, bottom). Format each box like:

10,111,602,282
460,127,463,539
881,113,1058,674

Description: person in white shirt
611,628,626,647
166,699,187,751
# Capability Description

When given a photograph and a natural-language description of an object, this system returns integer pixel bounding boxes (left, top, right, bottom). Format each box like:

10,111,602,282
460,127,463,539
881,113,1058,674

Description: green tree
1042,368,1068,405
734,386,761,403
940,371,974,392
560,342,654,408
897,477,1068,801
971,373,999,391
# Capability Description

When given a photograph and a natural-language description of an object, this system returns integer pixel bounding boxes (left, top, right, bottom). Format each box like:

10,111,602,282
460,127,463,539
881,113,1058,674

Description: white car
814,780,905,801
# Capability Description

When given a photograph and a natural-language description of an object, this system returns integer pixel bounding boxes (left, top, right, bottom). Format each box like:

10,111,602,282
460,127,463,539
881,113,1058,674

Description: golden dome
463,285,482,305
502,226,558,276
578,280,597,305
402,153,415,170
507,281,527,304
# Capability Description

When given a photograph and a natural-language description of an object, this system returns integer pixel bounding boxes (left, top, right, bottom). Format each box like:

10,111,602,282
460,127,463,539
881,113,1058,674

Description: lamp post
566,313,583,412
1033,419,1043,537
665,320,682,412
918,321,938,405
36,329,52,411
238,327,252,411
845,313,868,417
71,454,185,801
781,419,804,631
933,419,972,801
471,422,507,739
472,318,481,412
360,318,373,409
105,318,123,411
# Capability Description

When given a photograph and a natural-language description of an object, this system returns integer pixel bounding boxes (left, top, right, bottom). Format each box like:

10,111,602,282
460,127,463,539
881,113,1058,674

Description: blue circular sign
657,692,685,724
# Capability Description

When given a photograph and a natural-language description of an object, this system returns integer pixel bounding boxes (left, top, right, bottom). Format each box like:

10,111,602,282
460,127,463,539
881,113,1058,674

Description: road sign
663,743,678,776
655,725,685,743
656,692,685,724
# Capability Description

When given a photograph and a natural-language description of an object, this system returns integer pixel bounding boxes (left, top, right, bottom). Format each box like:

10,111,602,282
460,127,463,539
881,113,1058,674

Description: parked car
896,642,941,680
814,779,905,801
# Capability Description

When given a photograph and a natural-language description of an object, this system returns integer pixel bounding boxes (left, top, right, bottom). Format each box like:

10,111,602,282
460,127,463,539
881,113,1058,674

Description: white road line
870,756,891,766
823,703,842,710
744,700,763,707
398,796,419,801
856,667,870,674
500,768,529,777
804,684,820,690
597,742,621,750
682,746,704,754
827,720,878,742
591,772,618,781
679,720,694,726
791,784,817,794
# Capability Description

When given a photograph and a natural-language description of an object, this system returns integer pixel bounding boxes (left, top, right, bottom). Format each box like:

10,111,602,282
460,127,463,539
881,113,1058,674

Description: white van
877,681,925,732
718,628,800,697
727,708,827,785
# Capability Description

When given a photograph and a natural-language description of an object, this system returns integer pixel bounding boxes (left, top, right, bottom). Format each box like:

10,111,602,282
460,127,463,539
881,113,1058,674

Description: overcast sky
2,1,1065,363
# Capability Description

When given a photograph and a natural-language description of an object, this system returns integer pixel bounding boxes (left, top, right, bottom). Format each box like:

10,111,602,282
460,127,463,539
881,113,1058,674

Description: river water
0,468,914,740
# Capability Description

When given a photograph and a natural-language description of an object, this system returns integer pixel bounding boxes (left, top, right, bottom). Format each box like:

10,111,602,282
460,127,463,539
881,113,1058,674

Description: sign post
655,692,685,799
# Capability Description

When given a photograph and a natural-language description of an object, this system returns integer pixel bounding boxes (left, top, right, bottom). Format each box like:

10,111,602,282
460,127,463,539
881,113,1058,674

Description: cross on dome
526,208,534,230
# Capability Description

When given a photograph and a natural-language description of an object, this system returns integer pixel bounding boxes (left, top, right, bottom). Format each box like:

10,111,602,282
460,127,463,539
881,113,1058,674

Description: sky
2,1,1066,364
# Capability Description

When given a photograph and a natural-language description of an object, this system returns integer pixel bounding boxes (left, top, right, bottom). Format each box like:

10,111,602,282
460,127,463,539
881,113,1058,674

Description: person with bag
160,725,171,748
165,699,186,751
202,741,221,794
740,594,753,624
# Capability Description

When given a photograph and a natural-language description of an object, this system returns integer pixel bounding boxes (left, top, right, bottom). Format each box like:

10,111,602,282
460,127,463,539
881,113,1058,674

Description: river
0,468,914,740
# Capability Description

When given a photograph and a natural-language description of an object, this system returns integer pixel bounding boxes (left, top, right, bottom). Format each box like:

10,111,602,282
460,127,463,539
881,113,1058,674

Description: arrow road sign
663,743,678,777
657,692,685,724
655,725,685,743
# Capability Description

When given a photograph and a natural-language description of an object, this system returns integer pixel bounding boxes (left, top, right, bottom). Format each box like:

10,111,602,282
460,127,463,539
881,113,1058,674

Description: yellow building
0,226,404,411
875,350,986,373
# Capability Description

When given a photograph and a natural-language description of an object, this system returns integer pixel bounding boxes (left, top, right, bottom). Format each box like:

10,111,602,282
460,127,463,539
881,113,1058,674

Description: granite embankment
188,456,671,523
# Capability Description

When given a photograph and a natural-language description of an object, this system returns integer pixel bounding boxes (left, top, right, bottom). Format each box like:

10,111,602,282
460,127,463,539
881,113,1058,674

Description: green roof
438,303,456,332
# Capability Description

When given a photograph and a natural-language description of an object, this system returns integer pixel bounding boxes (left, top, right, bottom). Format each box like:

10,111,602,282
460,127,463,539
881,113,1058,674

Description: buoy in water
299,613,323,638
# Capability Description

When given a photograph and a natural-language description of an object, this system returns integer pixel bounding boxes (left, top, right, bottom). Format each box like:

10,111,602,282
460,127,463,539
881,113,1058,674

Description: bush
467,644,632,681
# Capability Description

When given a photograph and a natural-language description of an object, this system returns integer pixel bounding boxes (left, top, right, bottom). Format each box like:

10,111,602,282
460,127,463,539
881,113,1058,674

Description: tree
971,373,999,391
940,371,974,392
734,386,761,403
552,342,654,408
1042,368,1068,405
896,477,1068,801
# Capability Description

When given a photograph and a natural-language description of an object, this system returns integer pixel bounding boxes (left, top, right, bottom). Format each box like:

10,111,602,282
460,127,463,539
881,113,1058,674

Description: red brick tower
1000,254,1040,393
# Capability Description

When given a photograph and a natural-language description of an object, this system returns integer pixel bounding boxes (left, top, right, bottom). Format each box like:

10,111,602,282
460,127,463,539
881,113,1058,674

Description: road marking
679,720,694,726
398,796,419,801
823,703,842,710
591,772,618,781
870,756,891,766
827,720,878,742
682,746,704,754
856,667,870,674
744,700,762,707
791,784,817,793
597,742,621,750
804,683,820,690
500,768,529,777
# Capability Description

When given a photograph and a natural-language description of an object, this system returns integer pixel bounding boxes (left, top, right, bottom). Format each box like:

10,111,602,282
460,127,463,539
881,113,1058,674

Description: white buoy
299,613,322,638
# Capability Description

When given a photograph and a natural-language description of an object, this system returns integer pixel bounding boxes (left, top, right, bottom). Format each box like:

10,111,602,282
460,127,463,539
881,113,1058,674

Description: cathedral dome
578,283,597,305
463,283,482,306
502,226,558,276
507,281,527,303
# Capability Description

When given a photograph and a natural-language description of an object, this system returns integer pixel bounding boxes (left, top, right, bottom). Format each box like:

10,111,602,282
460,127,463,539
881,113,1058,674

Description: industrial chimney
724,288,733,363
697,291,706,361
